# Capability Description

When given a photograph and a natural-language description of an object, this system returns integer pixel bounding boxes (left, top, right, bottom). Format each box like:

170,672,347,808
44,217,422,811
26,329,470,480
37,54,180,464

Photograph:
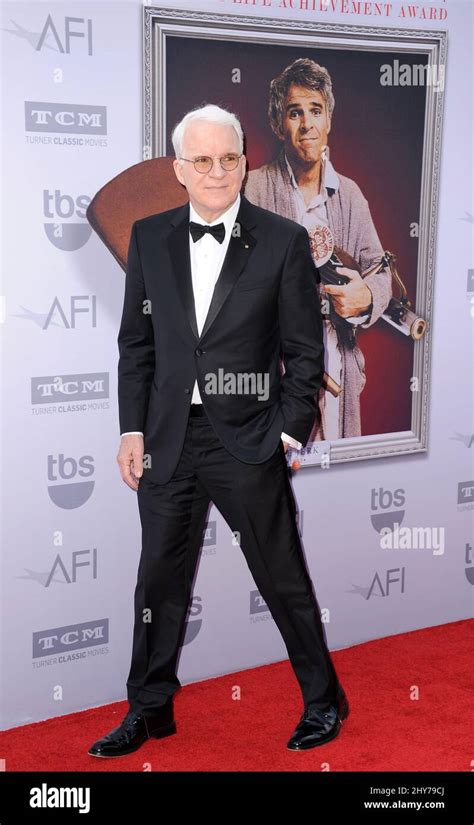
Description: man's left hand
322,267,372,318
283,440,301,471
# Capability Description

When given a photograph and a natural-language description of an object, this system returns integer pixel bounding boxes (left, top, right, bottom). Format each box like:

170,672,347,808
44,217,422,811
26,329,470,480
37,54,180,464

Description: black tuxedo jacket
117,194,324,484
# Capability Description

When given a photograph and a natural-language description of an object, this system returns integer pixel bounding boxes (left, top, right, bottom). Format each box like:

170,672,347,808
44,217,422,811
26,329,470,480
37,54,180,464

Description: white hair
171,104,244,159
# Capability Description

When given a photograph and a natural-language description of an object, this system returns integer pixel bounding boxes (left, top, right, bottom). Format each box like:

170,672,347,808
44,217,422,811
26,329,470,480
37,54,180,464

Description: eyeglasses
179,153,242,174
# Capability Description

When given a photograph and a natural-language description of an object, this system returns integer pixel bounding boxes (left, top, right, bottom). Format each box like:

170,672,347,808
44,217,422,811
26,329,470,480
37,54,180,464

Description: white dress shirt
122,192,302,450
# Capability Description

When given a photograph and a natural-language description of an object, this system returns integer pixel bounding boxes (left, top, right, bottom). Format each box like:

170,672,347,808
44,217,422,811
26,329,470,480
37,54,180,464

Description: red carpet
1,619,472,772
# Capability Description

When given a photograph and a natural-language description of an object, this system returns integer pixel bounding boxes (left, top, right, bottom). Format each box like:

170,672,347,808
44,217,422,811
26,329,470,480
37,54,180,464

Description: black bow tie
189,221,226,244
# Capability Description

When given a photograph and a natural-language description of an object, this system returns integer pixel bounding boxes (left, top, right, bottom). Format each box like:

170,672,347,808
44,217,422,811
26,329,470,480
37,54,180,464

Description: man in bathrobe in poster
245,57,392,442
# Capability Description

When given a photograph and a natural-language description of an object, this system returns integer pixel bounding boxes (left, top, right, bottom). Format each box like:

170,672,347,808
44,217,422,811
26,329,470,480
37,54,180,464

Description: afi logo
3,16,92,54
16,296,97,329
37,15,93,54
45,548,98,587
21,548,98,588
349,568,406,600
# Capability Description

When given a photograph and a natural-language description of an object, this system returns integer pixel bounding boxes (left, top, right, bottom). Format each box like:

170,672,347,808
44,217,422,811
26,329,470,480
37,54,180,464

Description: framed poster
143,6,446,468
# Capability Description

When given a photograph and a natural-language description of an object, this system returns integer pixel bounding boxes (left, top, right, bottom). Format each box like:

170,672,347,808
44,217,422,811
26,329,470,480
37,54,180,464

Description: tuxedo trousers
126,404,340,713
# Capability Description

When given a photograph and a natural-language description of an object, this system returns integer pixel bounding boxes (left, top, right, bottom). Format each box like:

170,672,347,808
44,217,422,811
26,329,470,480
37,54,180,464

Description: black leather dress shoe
88,701,176,758
286,687,350,751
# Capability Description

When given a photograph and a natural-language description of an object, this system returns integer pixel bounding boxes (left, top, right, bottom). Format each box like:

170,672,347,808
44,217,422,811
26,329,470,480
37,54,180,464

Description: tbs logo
43,190,91,250
47,454,95,509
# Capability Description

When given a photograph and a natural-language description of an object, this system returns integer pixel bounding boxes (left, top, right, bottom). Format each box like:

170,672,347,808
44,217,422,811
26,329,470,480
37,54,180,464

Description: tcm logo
47,454,95,509
15,295,97,329
202,520,217,556
33,619,108,659
19,548,98,588
43,190,91,250
349,568,406,600
458,481,474,505
25,102,107,134
370,487,405,533
203,521,216,546
3,15,93,54
250,590,268,615
32,373,109,403
182,596,202,645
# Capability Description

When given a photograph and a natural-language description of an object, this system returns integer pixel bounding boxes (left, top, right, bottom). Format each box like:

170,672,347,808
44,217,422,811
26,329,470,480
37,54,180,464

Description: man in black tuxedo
88,104,349,758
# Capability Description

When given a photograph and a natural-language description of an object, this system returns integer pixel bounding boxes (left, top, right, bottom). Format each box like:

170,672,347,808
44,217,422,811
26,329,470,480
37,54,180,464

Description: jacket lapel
167,202,200,339
199,196,258,340
167,195,258,343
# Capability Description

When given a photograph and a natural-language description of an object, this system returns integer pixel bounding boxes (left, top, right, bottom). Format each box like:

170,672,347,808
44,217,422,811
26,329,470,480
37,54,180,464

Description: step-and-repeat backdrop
1,0,472,729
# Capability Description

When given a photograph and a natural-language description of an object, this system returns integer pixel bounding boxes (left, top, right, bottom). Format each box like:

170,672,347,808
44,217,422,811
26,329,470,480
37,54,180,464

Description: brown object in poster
86,156,188,270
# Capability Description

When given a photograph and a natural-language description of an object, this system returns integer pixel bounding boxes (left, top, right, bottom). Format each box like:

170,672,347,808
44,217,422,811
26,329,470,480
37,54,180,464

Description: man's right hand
117,434,144,491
